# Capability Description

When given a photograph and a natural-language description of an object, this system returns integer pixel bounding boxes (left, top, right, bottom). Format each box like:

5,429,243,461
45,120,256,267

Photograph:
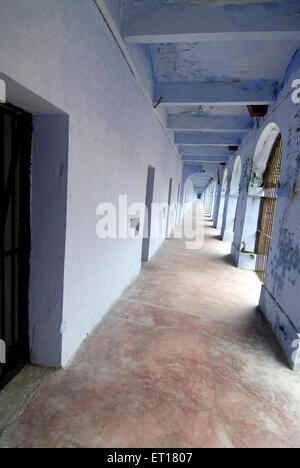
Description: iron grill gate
0,104,32,389
255,135,282,283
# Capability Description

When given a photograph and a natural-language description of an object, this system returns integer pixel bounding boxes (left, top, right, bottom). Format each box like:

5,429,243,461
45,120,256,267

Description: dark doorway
255,135,282,282
142,166,155,262
166,178,173,237
176,183,181,223
0,104,32,389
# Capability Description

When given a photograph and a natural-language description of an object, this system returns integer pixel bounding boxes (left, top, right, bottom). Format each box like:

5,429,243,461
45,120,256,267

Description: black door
0,104,32,389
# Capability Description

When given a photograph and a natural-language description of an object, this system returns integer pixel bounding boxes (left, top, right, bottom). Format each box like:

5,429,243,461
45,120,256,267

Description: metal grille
255,135,282,282
0,104,32,389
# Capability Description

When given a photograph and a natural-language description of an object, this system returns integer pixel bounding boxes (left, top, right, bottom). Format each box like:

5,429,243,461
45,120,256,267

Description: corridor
1,205,300,449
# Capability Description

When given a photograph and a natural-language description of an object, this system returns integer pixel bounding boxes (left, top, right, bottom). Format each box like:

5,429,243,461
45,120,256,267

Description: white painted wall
0,0,182,366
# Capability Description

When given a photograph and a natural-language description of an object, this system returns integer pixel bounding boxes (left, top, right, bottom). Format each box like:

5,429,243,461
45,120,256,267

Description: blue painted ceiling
149,41,297,83
105,0,300,188
190,173,210,190
123,0,285,6
167,105,251,116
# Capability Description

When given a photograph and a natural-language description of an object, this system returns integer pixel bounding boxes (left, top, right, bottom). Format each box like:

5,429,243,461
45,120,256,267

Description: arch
254,134,283,281
203,179,217,219
233,123,282,272
221,156,242,242
249,123,280,190
222,168,228,195
181,166,212,191
230,156,242,195
180,173,198,218
216,168,228,230
179,166,215,220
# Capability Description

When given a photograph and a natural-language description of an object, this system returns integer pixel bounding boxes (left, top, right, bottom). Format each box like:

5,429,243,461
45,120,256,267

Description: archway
203,179,217,219
180,166,211,220
221,156,242,243
233,123,281,271
255,134,282,281
181,174,197,217
216,168,228,230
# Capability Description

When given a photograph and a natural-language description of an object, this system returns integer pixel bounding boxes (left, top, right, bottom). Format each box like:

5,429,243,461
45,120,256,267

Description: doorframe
141,166,155,262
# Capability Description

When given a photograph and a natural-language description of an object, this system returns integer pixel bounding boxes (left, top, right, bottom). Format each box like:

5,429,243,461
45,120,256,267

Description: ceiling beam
167,114,252,132
182,155,229,164
189,177,212,183
123,3,300,44
179,146,231,156
175,132,242,146
155,81,275,106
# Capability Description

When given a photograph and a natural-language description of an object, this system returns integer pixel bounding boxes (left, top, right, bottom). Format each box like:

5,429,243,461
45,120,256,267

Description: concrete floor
1,204,300,448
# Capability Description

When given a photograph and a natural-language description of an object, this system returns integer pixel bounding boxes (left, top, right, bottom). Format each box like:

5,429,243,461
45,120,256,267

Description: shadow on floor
219,253,236,267
244,307,289,369
210,233,222,241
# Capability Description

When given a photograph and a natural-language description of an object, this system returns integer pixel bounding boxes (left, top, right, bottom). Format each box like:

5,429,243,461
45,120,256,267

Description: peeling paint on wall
273,228,300,289
150,41,297,83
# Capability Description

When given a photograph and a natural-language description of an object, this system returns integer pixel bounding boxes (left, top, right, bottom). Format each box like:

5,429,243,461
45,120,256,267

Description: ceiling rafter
182,155,229,164
167,114,253,132
178,146,232,156
123,3,300,44
175,132,242,146
155,81,275,106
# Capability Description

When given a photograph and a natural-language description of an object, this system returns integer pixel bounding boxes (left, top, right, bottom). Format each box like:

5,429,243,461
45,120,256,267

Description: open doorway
234,123,282,272
0,104,32,389
255,135,282,282
165,177,173,237
176,183,181,224
0,74,69,371
142,166,155,262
